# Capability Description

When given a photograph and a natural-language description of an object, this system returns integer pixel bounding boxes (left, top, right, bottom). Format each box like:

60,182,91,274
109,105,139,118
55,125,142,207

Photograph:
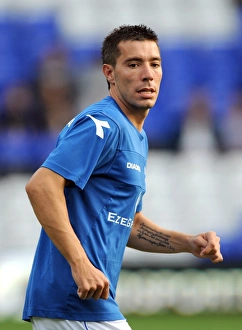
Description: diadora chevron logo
86,115,110,139
67,118,75,127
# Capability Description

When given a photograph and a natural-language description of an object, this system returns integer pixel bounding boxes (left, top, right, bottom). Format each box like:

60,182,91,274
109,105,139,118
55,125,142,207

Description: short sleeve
42,113,119,188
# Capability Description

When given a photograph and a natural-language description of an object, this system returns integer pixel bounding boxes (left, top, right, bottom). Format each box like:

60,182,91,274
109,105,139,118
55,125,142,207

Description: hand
71,259,110,300
190,231,223,263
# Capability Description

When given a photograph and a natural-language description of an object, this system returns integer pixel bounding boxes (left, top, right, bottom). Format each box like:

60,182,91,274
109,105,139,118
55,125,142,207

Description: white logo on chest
126,162,141,172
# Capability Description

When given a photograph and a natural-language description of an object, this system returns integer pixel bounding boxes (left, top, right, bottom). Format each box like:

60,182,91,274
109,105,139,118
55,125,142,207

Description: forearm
26,168,88,267
127,212,191,254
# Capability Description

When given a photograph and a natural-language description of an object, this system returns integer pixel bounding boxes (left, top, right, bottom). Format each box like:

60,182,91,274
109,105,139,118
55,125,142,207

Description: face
103,40,162,114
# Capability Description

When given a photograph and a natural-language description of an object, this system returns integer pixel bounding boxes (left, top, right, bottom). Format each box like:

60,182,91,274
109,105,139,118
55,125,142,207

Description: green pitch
127,313,242,330
0,313,241,330
0,319,31,330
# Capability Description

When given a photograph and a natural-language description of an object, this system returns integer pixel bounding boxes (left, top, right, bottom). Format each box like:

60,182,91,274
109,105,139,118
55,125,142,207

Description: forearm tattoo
137,223,175,251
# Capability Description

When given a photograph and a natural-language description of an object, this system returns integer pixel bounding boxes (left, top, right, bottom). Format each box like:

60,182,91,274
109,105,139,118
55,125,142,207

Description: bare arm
127,212,223,263
25,167,109,300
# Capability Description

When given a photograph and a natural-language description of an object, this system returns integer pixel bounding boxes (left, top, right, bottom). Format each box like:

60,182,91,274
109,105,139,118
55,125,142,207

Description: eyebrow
124,56,162,64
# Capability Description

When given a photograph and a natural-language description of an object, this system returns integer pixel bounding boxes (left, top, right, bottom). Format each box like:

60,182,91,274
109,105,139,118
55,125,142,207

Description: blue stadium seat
17,13,62,79
206,41,241,116
0,16,22,87
0,130,57,174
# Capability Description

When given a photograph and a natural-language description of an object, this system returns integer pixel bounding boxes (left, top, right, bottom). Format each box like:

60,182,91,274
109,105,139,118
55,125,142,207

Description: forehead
117,40,161,62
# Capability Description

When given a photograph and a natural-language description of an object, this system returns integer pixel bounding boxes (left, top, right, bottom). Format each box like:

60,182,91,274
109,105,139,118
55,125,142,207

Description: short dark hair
101,24,159,67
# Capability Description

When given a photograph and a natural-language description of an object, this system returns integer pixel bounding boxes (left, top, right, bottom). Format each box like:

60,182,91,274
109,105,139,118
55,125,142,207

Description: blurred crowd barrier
117,268,242,315
1,267,242,318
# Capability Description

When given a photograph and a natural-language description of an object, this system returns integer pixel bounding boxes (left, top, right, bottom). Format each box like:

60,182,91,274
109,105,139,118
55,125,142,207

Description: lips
137,87,155,93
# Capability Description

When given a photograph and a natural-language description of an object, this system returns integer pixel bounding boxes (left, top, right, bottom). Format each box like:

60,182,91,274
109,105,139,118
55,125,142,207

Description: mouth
137,87,155,95
137,88,156,101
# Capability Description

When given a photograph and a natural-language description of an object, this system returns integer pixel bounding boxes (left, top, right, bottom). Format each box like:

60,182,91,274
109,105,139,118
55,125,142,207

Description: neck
109,89,149,132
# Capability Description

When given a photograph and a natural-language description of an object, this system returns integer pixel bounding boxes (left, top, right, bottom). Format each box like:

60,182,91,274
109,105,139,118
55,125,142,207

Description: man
23,24,223,330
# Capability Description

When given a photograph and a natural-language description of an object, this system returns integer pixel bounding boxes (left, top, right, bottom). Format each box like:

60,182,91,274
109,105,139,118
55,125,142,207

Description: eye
151,62,160,68
128,63,139,68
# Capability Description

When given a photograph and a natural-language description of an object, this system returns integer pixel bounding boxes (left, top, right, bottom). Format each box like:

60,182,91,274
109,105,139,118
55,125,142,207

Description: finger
200,238,220,255
200,246,215,255
197,231,216,245
77,287,89,300
100,282,109,300
201,249,223,263
77,280,109,300
211,252,223,263
77,287,109,300
85,289,97,299
92,286,105,300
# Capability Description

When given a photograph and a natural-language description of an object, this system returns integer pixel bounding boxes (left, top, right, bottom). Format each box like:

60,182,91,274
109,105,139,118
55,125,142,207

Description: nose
142,63,154,81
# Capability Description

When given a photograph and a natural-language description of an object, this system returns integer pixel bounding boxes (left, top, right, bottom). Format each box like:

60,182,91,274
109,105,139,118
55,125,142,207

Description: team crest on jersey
87,114,110,139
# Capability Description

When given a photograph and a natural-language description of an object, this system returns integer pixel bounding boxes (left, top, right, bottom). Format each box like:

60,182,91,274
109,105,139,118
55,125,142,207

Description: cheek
115,69,135,84
118,75,133,85
158,71,163,83
115,77,135,94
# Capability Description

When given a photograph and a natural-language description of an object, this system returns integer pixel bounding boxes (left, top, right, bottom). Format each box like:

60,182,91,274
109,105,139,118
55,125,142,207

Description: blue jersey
23,96,148,322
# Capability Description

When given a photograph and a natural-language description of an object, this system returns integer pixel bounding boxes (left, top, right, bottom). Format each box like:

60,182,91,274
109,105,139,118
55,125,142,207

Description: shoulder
68,97,124,133
57,97,122,146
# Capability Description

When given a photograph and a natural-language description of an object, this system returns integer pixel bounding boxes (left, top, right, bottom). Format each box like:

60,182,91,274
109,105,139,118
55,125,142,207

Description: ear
102,64,115,85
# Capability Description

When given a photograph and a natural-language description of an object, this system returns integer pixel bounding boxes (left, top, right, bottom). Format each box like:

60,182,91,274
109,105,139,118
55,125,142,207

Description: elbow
25,168,65,202
25,180,31,195
25,174,45,201
25,168,48,198
25,179,38,201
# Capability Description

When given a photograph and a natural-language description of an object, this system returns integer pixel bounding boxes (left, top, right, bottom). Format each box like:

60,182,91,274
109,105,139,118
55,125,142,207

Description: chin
141,100,156,109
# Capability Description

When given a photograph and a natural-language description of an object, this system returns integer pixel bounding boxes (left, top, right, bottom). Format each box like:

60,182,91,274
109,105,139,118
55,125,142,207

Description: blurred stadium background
1,0,242,323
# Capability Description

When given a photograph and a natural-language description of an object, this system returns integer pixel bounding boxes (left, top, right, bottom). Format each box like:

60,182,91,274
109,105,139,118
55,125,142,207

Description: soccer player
22,24,223,330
